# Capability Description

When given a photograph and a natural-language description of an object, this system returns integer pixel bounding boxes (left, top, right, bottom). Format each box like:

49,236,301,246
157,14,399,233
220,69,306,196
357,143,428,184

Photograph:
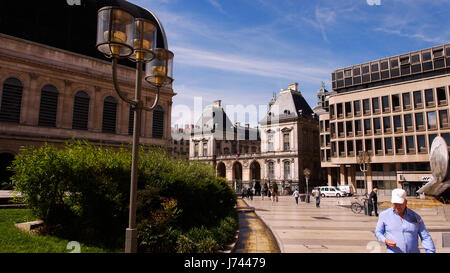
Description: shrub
10,140,237,250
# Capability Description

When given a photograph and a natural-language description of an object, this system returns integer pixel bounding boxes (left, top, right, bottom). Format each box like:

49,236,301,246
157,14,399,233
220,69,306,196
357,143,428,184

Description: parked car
313,186,346,197
337,185,354,196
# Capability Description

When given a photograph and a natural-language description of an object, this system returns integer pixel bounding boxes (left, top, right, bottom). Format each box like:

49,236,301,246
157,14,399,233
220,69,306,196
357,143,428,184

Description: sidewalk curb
241,199,282,253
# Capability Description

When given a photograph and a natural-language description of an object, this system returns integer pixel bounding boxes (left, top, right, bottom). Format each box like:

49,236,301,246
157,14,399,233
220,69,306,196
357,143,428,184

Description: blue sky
129,0,450,127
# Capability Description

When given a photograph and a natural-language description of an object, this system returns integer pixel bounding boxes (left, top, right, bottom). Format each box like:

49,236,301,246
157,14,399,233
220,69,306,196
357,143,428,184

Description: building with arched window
0,1,175,186
190,83,322,194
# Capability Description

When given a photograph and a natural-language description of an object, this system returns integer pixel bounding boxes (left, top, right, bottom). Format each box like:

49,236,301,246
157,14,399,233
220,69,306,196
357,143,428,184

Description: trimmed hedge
10,140,237,251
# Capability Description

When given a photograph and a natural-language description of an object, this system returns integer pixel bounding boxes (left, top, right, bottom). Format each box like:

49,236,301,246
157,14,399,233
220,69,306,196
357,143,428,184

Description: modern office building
0,1,175,186
320,44,450,197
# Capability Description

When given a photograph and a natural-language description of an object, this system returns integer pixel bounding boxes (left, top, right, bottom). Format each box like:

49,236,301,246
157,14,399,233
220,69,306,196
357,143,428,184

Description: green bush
10,140,237,251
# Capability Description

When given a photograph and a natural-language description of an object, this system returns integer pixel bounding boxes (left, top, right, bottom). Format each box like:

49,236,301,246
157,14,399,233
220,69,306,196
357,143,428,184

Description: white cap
391,189,407,204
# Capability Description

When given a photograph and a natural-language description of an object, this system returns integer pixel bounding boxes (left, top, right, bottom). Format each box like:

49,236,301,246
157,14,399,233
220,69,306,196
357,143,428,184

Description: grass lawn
0,209,121,253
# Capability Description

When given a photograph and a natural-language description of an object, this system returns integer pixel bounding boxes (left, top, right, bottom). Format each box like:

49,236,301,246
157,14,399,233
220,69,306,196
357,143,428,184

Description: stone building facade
0,0,175,186
190,83,322,194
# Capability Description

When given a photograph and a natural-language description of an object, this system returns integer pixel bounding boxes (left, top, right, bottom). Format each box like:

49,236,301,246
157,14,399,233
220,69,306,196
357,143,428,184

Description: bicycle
350,193,368,214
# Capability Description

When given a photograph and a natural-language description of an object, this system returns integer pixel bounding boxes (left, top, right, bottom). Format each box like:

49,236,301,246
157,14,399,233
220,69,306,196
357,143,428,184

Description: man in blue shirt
374,189,436,253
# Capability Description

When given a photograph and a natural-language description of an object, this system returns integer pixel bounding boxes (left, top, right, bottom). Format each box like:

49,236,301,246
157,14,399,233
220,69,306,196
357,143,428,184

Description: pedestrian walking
368,187,379,216
314,188,321,208
241,188,246,200
293,189,300,205
374,189,436,253
271,188,276,205
247,187,253,201
261,187,265,200
268,186,272,199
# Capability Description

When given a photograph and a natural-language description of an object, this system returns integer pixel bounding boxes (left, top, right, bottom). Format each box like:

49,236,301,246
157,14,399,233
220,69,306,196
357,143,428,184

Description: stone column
23,73,40,126
340,165,347,185
367,164,373,193
328,168,333,186
396,162,402,189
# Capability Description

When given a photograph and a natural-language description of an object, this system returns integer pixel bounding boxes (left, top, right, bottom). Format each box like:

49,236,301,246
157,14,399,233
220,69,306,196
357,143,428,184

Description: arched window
152,105,164,139
284,161,291,179
38,84,59,127
72,91,90,130
102,96,117,133
268,161,275,179
0,78,23,123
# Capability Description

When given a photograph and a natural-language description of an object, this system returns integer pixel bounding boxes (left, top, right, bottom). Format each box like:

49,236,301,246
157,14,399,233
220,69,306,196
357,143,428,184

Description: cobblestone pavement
233,199,281,253
245,196,450,253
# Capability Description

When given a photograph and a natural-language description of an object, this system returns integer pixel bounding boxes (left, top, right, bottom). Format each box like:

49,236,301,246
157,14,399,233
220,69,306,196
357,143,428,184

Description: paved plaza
243,196,450,253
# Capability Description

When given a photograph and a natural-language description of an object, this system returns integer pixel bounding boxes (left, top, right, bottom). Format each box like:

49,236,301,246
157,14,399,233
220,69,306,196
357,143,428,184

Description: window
417,135,426,153
347,140,354,156
339,141,345,156
38,85,59,127
429,134,437,151
284,161,291,179
382,96,390,112
439,110,449,129
223,147,230,155
102,96,117,133
338,122,344,137
72,91,90,130
402,93,411,110
152,105,165,138
441,133,450,148
283,133,290,151
437,87,447,105
363,99,370,114
355,120,362,136
345,102,352,117
415,112,425,130
383,116,391,133
346,121,353,137
365,139,373,153
0,78,23,123
203,142,208,156
394,115,402,132
356,140,363,154
425,89,435,106
354,101,361,115
268,162,275,179
364,119,372,135
330,104,335,118
267,133,275,151
194,143,199,156
385,137,393,154
427,111,437,130
392,94,401,111
395,137,404,154
406,136,415,154
375,138,383,155
404,114,413,131
374,118,381,134
413,91,423,108
372,97,380,113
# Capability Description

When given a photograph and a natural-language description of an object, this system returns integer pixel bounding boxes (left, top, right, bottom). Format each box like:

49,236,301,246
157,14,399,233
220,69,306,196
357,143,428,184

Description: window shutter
102,96,117,133
152,105,164,139
0,78,23,123
38,85,59,127
72,91,90,130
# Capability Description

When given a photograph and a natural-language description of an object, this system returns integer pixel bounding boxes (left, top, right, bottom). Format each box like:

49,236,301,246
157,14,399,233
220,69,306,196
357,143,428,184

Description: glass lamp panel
145,49,174,87
130,19,157,62
96,7,134,58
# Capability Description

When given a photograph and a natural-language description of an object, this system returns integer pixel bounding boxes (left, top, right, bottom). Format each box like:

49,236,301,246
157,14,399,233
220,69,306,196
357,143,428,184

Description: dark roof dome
0,0,168,68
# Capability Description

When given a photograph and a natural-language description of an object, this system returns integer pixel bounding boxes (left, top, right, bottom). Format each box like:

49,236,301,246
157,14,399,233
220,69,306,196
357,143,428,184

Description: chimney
289,83,298,92
214,100,222,107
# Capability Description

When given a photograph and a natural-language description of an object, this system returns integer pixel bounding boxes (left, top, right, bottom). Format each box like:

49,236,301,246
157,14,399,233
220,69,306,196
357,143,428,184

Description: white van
337,185,354,196
315,186,346,197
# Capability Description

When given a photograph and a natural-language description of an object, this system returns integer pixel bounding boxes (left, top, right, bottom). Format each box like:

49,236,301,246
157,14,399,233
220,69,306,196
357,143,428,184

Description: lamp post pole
96,6,174,253
357,151,370,196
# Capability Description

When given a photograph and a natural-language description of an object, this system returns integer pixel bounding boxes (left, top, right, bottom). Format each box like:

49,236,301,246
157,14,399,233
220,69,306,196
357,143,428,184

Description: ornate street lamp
96,6,174,253
357,151,370,195
304,168,311,203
